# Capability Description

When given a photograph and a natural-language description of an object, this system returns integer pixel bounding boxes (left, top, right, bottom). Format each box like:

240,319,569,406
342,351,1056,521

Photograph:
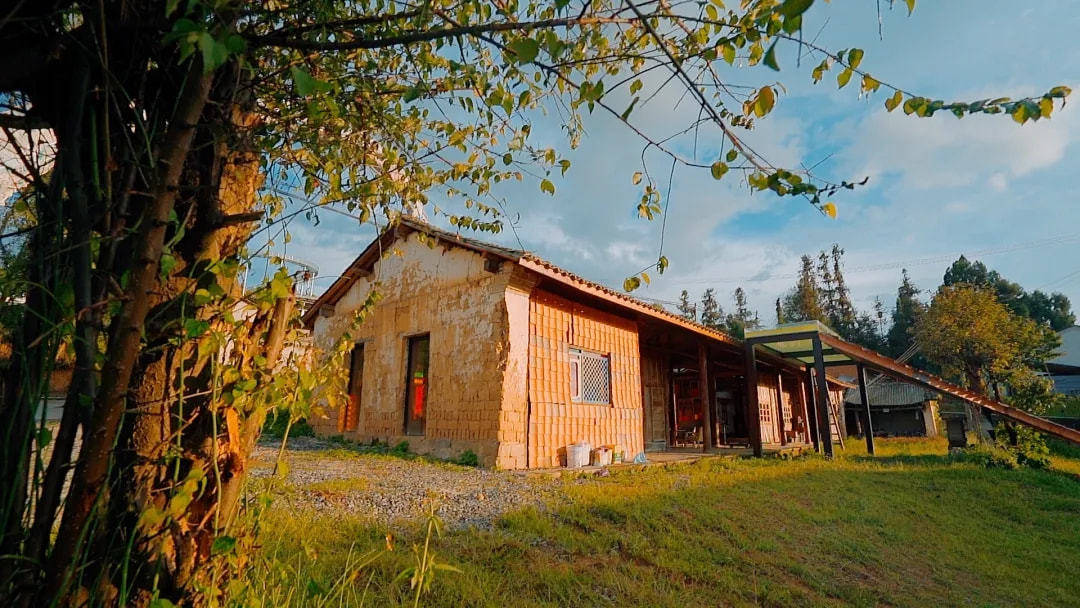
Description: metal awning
746,321,851,365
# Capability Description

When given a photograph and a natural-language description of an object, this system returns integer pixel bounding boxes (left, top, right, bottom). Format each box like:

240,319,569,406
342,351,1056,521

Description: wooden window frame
342,342,365,432
403,333,430,436
569,347,612,405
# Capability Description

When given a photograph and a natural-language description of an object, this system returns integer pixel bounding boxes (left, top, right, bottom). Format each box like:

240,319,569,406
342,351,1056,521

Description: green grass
248,437,1080,607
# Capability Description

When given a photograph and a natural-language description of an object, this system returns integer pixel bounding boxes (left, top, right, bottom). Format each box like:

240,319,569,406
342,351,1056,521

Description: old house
843,379,939,437
301,218,850,469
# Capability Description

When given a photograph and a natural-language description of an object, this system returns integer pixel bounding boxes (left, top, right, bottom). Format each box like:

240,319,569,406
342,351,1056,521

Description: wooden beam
744,342,763,457
857,363,875,455
775,372,787,446
812,336,834,458
698,342,715,453
745,330,821,345
803,366,820,451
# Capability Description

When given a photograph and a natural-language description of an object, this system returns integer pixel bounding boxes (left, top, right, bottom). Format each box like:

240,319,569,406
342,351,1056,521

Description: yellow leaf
822,202,837,219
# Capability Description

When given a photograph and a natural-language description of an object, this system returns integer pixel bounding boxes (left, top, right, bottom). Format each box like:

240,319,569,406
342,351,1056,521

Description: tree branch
253,14,634,51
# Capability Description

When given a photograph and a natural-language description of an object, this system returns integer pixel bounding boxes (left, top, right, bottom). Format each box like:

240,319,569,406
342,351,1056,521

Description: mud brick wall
311,232,517,466
527,289,643,468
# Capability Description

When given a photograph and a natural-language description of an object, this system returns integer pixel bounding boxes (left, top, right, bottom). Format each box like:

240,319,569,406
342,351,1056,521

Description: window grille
570,348,611,404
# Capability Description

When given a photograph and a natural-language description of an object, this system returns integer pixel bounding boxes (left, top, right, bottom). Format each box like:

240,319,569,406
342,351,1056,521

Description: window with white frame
569,348,611,404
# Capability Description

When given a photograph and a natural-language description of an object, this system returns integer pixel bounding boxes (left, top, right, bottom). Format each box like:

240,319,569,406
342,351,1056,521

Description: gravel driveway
249,436,556,529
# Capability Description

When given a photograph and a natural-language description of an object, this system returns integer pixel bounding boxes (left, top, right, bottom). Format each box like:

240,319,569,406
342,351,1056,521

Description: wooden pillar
857,364,875,455
812,335,834,458
803,366,820,451
744,342,763,457
775,372,787,446
698,343,714,453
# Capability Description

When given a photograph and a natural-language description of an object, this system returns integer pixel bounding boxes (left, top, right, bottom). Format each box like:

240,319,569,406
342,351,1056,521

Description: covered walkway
745,322,1080,458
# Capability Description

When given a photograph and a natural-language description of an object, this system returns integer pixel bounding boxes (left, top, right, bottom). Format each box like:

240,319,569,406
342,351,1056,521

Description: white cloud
837,99,1077,190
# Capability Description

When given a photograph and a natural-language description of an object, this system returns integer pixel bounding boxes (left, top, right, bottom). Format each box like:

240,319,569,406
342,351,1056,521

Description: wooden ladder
829,397,845,450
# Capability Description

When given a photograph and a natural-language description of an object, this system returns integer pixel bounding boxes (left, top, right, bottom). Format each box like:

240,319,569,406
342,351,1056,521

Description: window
341,343,364,432
404,334,429,436
570,348,611,404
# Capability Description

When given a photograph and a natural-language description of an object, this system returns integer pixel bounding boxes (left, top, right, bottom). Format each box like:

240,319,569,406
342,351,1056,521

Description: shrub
955,444,1018,470
993,423,1051,469
450,450,479,467
262,410,314,439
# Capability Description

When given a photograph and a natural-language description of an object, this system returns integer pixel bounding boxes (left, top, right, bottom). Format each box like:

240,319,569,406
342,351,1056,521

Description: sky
266,1,1080,323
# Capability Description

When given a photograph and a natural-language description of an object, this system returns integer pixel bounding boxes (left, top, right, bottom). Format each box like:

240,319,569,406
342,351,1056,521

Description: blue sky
269,1,1080,322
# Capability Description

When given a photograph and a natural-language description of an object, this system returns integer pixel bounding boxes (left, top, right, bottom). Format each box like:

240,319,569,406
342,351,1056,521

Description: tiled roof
844,379,937,407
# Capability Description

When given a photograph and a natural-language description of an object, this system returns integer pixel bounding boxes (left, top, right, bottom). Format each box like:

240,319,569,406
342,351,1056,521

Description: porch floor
524,443,813,476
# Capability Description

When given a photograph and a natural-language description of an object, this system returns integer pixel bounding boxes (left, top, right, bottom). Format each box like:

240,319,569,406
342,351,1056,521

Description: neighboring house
844,379,939,438
301,218,849,469
1047,326,1080,396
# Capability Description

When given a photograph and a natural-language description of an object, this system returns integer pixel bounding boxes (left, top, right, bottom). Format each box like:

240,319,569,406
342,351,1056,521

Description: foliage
992,423,1052,469
725,287,760,338
698,288,724,329
263,411,316,440
449,450,480,468
676,290,696,322
886,269,927,360
782,254,823,323
944,256,1074,330
915,285,1059,402
0,0,1070,603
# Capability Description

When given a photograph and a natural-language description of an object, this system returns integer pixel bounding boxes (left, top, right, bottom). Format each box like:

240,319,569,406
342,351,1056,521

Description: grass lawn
249,437,1080,607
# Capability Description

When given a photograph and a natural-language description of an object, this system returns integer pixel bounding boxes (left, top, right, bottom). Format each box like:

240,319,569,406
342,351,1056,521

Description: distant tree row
674,248,1075,383
676,286,761,338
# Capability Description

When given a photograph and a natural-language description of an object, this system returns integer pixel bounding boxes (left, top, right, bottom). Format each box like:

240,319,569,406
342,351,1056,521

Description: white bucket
566,442,591,468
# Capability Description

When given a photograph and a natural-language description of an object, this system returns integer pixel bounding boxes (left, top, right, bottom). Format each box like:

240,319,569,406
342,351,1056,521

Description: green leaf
620,96,640,120
1049,85,1072,98
211,536,238,555
721,43,736,65
757,86,776,116
846,48,864,70
623,276,641,292
184,318,211,339
836,67,853,88
777,0,814,18
710,161,729,180
904,0,916,15
290,66,329,96
763,41,780,71
540,179,555,195
629,79,643,94
885,90,903,112
726,148,738,162
507,37,540,64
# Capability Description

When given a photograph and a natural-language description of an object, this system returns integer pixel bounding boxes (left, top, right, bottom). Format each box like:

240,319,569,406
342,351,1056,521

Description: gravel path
250,436,556,529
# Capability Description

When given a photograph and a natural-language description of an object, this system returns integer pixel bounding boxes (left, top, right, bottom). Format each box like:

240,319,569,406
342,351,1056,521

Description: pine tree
699,288,724,329
725,286,760,338
828,244,857,335
677,289,697,321
782,255,823,322
775,298,785,325
887,269,926,358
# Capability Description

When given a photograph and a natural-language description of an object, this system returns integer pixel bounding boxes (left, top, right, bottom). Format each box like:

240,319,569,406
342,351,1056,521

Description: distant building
844,379,939,438
1047,326,1080,395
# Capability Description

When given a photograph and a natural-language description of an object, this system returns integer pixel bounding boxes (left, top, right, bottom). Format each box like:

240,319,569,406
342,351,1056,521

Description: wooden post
698,343,714,453
803,366,820,451
812,335,834,458
775,372,787,446
744,342,763,457
857,363,875,455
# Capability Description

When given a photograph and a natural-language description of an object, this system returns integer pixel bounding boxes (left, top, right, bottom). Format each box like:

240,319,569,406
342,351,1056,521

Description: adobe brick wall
310,232,516,466
527,289,643,468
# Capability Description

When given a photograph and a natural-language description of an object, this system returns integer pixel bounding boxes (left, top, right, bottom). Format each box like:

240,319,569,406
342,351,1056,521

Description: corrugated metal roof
1051,374,1080,396
844,380,937,407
